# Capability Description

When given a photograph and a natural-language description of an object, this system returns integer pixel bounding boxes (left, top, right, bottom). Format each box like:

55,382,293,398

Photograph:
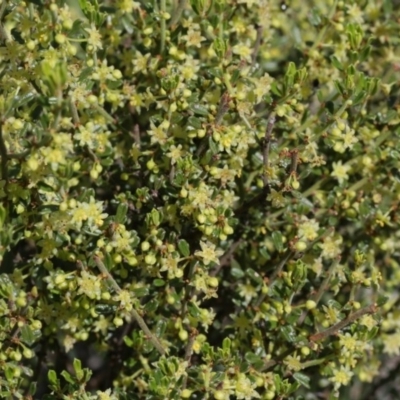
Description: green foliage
0,0,399,399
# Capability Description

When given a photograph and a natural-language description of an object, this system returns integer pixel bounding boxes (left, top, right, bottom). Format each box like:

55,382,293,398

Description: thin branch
254,249,295,308
270,249,295,284
0,119,8,183
0,0,7,20
363,355,400,400
262,112,276,189
169,164,175,182
309,303,378,342
169,0,186,29
184,329,197,362
298,257,340,325
289,149,299,175
261,304,378,374
180,261,197,320
69,100,80,125
0,0,11,43
93,256,166,355
182,328,197,389
215,92,230,126
132,124,141,147
210,238,243,277
251,25,263,67
160,0,166,54
255,228,334,308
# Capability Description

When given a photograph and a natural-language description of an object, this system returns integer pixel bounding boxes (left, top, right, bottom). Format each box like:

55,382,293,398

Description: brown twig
251,25,263,67
0,119,8,183
261,304,378,374
290,149,299,175
210,238,243,277
298,257,340,325
93,256,166,355
182,328,197,389
69,99,80,126
256,227,334,308
132,124,141,147
215,92,231,126
169,0,187,29
262,112,276,189
309,303,378,342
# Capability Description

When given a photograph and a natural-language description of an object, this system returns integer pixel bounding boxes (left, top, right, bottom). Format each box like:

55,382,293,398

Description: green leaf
155,319,167,338
60,370,75,385
376,294,388,307
28,382,37,396
213,37,228,59
293,372,310,388
208,137,218,154
188,302,201,318
201,149,213,165
359,200,372,218
115,203,128,224
280,325,296,342
271,231,284,252
132,286,150,297
104,252,113,270
271,81,282,96
246,268,263,284
47,370,58,386
308,7,321,26
273,374,282,392
259,247,270,260
244,352,264,369
188,116,203,129
20,325,37,346
367,326,379,340
286,61,296,77
151,209,161,226
287,381,301,394
153,279,165,287
190,103,209,116
95,304,118,315
73,358,83,381
222,337,231,350
143,298,158,313
230,259,245,278
331,56,343,71
178,239,190,257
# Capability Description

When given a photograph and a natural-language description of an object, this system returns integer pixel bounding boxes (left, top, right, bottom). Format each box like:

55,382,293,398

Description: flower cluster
0,0,397,398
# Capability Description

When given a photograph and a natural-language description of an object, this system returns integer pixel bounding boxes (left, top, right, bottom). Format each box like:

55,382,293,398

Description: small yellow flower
232,43,253,62
319,234,343,260
85,24,103,51
166,144,184,164
331,161,351,184
77,270,101,300
235,373,261,399
115,289,132,311
181,25,205,48
195,241,223,266
382,332,400,355
298,216,320,241
284,355,303,372
330,366,353,390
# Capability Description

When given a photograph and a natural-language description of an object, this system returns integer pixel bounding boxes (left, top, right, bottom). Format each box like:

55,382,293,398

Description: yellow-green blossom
77,270,102,300
331,161,351,184
85,24,103,51
195,241,223,266
330,365,354,391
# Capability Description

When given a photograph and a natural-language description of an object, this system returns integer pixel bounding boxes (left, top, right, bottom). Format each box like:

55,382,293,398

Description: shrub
0,0,399,399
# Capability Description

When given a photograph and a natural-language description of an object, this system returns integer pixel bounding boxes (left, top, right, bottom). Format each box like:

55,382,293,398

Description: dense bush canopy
0,0,400,399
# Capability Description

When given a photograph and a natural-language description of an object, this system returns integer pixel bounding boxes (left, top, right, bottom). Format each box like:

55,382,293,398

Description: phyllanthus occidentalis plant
0,0,398,399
